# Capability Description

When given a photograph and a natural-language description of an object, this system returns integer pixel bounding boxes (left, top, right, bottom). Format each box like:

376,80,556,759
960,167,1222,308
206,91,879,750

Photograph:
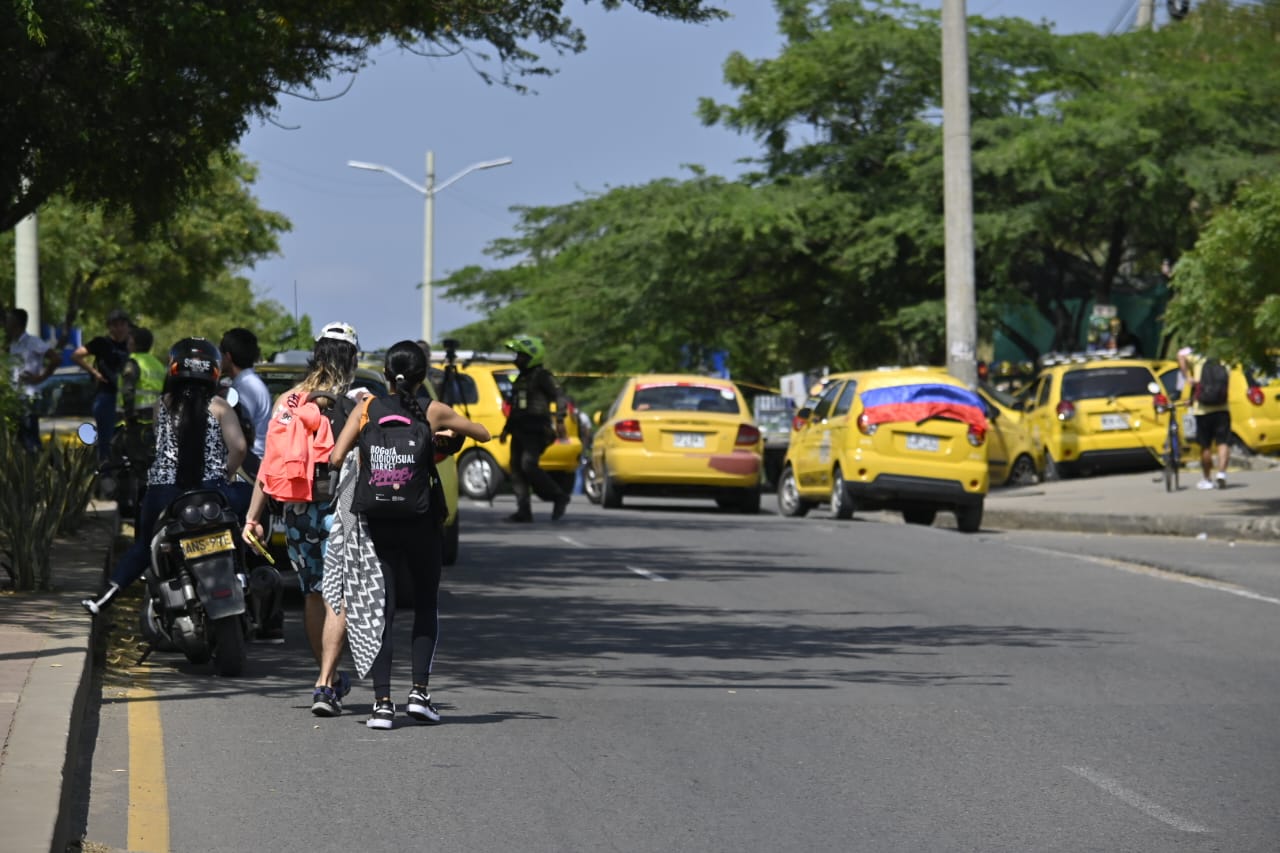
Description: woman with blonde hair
243,322,366,713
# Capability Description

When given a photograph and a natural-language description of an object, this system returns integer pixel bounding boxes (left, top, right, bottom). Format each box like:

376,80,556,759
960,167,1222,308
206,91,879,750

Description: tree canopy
441,0,1280,385
2,0,724,233
0,152,309,355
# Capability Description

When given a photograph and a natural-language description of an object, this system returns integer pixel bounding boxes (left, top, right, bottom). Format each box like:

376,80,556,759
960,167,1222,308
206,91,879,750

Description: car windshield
632,383,741,414
979,382,1021,410
1060,367,1154,401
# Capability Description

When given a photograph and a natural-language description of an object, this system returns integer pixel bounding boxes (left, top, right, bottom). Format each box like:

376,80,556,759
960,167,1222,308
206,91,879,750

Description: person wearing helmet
501,334,571,522
219,327,272,478
241,321,367,703
82,337,248,614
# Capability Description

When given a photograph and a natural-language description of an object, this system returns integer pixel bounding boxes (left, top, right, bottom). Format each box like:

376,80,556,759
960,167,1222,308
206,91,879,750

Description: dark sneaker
551,495,570,521
250,627,285,644
311,686,341,717
1215,473,1227,489
406,688,442,724
505,510,533,523
367,698,395,730
332,671,351,700
81,583,121,616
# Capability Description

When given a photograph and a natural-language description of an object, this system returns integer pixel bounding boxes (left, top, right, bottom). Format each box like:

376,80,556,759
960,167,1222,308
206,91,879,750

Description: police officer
118,326,166,421
501,335,570,522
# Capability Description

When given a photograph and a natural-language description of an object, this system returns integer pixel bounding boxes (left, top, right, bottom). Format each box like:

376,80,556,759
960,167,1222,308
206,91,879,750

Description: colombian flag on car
860,384,987,432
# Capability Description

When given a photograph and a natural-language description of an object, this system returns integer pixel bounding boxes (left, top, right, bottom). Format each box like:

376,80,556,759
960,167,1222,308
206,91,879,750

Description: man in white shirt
5,308,59,452
219,327,272,477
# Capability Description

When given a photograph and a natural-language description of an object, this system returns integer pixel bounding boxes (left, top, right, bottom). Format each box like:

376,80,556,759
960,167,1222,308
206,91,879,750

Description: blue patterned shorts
283,501,334,594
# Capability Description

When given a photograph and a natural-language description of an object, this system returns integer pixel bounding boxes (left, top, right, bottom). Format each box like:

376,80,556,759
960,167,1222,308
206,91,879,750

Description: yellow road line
127,666,170,853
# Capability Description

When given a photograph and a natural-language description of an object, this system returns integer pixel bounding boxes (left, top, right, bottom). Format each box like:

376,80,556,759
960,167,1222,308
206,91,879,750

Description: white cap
317,322,359,349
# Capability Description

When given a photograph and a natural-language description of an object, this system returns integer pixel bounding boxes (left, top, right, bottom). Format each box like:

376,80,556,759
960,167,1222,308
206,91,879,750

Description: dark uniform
503,335,570,522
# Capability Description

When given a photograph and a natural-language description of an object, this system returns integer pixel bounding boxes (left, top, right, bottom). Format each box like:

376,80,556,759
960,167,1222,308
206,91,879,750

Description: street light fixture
347,151,513,344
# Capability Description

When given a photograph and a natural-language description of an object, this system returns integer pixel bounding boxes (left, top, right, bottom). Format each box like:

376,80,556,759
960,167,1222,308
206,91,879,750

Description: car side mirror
592,410,602,426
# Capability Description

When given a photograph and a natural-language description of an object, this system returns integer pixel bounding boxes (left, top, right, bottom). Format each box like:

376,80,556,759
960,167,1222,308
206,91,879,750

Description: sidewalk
0,505,114,853
3,472,1279,853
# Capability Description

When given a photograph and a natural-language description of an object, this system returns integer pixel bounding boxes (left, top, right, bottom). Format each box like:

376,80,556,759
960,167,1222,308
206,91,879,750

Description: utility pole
423,150,436,345
1135,0,1156,30
14,211,39,335
942,0,977,387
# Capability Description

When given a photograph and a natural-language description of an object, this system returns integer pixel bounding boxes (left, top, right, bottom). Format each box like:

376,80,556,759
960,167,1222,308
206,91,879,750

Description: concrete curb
982,508,1280,543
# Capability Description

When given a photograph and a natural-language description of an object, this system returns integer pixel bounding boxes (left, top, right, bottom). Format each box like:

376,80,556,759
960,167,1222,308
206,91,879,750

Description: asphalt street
70,496,1280,853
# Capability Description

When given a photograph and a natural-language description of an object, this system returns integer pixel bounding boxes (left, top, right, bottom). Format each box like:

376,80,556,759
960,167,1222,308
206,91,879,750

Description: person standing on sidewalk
500,335,571,522
5,308,59,453
72,307,132,463
1177,346,1232,490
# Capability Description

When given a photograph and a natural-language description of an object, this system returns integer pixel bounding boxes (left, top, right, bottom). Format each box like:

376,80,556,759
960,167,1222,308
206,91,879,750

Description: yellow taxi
777,367,988,531
32,365,97,447
591,374,763,512
429,357,583,500
255,362,462,566
977,382,1044,486
1021,354,1164,479
1150,359,1280,455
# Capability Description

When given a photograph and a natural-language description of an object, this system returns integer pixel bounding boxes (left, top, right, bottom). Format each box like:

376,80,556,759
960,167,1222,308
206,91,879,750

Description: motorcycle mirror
77,422,99,446
225,387,240,407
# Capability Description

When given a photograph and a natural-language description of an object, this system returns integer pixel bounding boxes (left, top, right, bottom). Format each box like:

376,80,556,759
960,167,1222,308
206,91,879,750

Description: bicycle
1153,393,1191,492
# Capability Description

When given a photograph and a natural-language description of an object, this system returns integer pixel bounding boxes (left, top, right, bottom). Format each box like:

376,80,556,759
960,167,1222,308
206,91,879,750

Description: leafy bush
0,422,99,591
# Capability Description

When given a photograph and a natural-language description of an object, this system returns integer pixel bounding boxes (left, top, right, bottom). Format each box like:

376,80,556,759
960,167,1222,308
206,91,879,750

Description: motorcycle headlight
201,501,221,522
180,504,203,526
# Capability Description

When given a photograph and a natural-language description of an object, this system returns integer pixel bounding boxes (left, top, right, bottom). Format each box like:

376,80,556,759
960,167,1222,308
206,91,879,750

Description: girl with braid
83,338,247,614
329,340,490,729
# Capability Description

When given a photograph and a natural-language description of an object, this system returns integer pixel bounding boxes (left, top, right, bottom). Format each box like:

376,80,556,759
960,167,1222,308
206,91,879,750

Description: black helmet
167,337,221,386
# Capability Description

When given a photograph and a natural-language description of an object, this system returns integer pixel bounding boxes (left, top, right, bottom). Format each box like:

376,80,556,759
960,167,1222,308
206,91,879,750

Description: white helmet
317,321,359,349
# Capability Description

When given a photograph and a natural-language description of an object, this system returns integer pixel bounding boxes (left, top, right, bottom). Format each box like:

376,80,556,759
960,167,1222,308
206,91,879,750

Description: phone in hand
244,527,274,565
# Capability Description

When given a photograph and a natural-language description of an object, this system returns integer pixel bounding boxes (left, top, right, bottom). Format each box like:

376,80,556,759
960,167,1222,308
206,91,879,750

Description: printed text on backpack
351,397,434,517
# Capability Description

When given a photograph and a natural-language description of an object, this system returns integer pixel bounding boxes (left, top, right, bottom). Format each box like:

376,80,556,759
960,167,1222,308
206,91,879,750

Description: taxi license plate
180,529,234,559
673,432,705,449
1100,414,1130,431
906,434,940,452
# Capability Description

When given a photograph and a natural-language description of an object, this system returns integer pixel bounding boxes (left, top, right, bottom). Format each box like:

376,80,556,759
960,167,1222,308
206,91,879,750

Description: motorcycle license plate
180,529,234,559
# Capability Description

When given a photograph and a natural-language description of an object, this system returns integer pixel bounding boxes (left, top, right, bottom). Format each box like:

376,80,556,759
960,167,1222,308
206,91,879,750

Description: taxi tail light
1055,400,1076,421
501,401,511,418
1247,386,1265,406
856,413,878,435
735,424,761,446
1153,392,1170,413
614,419,643,441
433,451,448,464
967,424,986,447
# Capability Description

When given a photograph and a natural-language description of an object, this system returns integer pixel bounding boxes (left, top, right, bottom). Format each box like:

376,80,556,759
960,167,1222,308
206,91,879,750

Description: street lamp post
348,151,513,344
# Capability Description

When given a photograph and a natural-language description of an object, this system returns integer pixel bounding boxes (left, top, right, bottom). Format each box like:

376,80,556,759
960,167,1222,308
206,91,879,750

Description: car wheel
442,512,459,567
830,467,854,520
582,461,603,505
955,500,984,533
601,462,623,509
458,450,503,501
902,508,936,526
776,466,811,518
1007,454,1039,487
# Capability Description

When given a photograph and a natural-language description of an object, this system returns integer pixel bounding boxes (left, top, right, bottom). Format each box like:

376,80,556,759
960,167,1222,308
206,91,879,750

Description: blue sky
237,0,1152,351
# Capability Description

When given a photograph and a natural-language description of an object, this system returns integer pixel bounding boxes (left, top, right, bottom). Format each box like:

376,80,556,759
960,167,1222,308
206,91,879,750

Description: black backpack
351,396,434,518
1196,359,1230,406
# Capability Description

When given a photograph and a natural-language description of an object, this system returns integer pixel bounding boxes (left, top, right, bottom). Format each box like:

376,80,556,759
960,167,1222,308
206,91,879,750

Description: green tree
0,151,303,354
3,0,723,233
1163,174,1280,369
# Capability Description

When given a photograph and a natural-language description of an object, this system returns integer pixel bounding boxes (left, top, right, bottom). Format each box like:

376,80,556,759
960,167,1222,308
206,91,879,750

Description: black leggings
366,516,443,699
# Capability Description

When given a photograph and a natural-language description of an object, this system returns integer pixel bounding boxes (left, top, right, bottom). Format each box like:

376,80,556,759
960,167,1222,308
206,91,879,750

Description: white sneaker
1196,479,1215,491
1215,473,1227,489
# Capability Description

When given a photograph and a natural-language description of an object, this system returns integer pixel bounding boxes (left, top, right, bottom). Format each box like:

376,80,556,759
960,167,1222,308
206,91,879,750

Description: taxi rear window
1061,367,1153,401
632,383,741,414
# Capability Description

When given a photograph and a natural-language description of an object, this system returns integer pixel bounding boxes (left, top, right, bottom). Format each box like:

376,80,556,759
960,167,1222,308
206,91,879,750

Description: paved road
71,497,1280,852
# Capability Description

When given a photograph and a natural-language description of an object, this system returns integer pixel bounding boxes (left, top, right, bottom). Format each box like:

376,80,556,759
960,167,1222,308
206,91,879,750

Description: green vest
119,352,166,413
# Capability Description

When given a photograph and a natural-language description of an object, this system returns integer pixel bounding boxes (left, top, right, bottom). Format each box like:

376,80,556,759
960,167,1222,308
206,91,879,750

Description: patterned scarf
322,453,385,679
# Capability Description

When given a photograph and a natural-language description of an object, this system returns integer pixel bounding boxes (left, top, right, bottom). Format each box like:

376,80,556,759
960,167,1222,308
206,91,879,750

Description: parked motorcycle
137,487,254,676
